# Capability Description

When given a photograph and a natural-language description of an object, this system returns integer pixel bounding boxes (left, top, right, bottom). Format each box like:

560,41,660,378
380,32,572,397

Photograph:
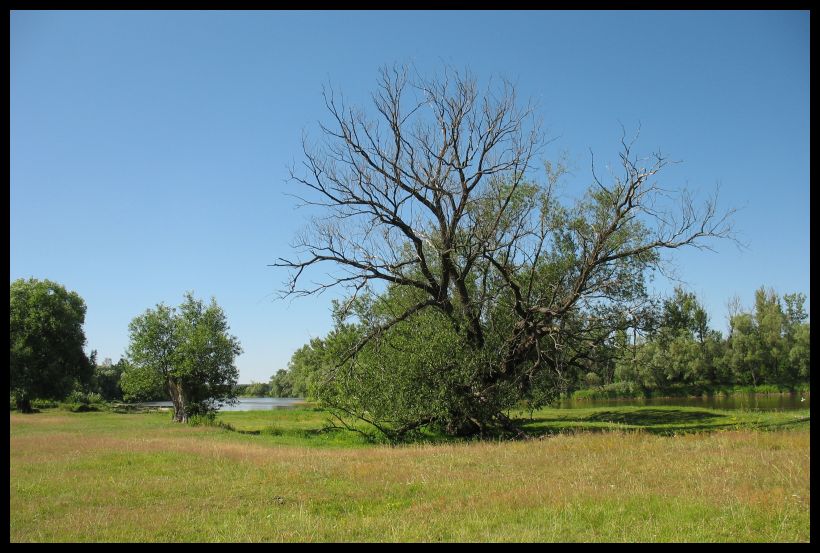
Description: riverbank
10,406,810,542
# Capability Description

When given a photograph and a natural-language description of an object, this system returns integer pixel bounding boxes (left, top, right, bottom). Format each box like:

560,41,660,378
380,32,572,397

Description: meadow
10,405,810,542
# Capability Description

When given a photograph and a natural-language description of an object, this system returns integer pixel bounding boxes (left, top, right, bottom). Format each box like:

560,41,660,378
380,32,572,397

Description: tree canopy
122,292,242,422
276,64,736,440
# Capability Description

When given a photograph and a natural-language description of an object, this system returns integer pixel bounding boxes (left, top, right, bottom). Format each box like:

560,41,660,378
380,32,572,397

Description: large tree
10,278,93,412
123,293,242,422
276,65,735,439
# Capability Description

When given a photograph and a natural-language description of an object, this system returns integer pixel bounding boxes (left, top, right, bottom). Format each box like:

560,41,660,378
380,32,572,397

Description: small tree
124,293,242,422
10,278,93,412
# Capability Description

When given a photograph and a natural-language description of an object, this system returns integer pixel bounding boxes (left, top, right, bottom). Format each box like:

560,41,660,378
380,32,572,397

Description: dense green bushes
60,389,105,412
281,285,810,428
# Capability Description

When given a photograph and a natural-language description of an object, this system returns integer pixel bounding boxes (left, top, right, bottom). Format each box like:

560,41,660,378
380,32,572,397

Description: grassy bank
10,406,810,542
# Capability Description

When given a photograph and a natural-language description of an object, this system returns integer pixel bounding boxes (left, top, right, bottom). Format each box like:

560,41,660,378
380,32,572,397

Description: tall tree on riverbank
276,64,735,439
10,278,93,412
123,293,242,422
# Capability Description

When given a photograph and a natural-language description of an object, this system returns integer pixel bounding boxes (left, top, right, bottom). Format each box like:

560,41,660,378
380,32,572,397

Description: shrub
60,390,106,412
583,372,602,387
573,381,644,400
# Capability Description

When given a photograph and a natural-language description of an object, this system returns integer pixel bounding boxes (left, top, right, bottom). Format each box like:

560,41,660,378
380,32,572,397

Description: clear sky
10,10,810,384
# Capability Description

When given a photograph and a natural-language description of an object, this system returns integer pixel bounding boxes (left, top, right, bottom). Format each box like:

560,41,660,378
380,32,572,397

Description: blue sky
10,11,810,384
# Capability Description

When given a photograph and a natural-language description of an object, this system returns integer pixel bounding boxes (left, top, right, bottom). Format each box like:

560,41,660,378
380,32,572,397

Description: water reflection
556,393,809,411
139,397,305,411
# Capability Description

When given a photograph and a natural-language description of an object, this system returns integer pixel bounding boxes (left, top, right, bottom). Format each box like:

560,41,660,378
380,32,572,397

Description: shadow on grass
518,408,728,437
584,408,723,425
204,407,809,444
516,408,810,438
220,424,350,439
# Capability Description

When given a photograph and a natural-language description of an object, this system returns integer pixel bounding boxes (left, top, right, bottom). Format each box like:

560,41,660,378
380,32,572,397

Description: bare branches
277,64,544,337
276,66,737,423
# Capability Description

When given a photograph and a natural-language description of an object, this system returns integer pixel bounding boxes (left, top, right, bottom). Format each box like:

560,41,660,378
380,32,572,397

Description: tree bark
168,381,188,423
16,395,33,413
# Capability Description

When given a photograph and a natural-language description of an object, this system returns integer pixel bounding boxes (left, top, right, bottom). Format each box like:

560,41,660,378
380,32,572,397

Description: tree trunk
168,381,188,423
444,417,482,437
16,396,33,413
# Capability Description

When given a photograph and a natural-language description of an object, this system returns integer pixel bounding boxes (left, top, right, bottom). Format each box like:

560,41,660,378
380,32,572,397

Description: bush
583,372,602,387
572,381,644,400
60,390,106,412
31,399,59,409
188,412,217,426
188,413,238,432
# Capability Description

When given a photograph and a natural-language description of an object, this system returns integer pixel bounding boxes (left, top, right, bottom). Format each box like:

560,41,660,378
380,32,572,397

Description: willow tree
124,293,242,422
275,65,734,439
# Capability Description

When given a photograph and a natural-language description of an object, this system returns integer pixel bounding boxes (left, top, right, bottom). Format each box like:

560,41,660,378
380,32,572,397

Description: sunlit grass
10,407,810,542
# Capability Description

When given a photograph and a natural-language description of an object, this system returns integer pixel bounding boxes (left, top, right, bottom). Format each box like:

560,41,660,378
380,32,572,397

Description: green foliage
582,372,602,388
60,389,105,412
285,337,328,399
268,369,293,397
187,412,219,426
30,398,60,409
314,286,558,440
123,292,242,422
91,358,130,401
613,286,809,395
10,278,93,412
120,359,167,402
304,283,809,433
724,287,810,388
571,381,644,400
239,382,271,397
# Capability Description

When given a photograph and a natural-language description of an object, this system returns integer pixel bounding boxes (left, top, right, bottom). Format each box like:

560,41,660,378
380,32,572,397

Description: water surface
140,397,305,411
140,393,809,412
556,393,809,411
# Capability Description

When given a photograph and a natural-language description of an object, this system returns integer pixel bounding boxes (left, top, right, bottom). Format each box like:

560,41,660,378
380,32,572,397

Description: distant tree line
235,382,271,397
580,286,809,396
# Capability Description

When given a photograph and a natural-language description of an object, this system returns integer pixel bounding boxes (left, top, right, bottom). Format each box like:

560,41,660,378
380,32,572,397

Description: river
556,392,809,411
139,397,305,411
140,393,809,412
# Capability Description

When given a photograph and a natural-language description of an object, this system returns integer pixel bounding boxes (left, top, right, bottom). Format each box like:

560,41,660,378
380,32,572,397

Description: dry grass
10,410,810,542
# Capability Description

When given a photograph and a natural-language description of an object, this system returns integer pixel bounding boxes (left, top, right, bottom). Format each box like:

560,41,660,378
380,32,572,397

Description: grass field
10,406,810,542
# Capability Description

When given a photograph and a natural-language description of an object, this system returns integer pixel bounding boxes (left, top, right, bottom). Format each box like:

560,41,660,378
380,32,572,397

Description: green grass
516,405,811,436
10,406,810,542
